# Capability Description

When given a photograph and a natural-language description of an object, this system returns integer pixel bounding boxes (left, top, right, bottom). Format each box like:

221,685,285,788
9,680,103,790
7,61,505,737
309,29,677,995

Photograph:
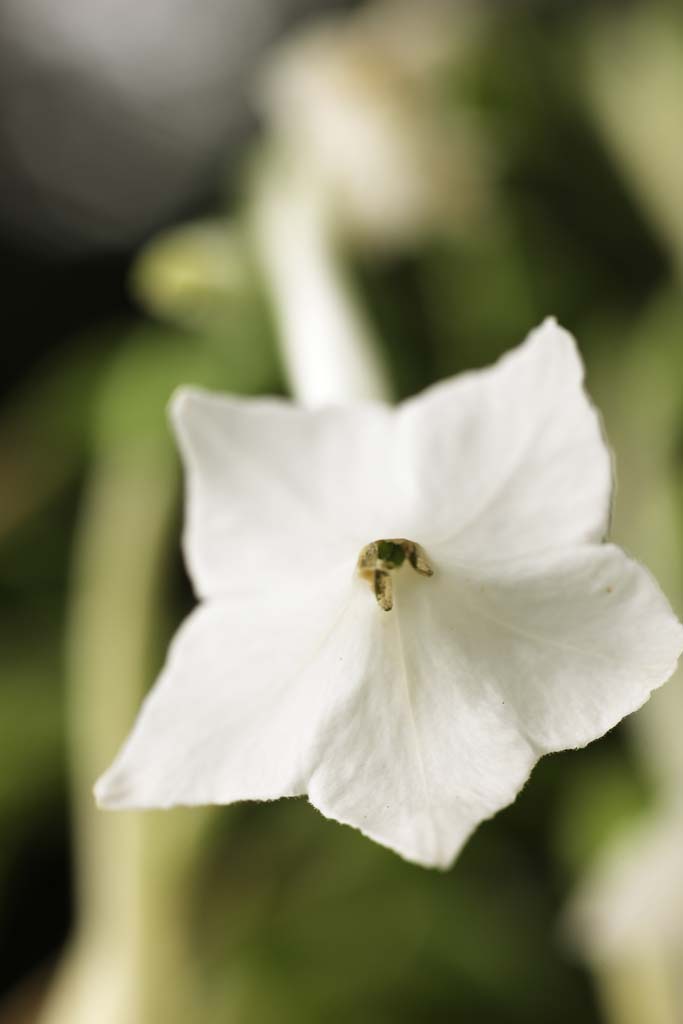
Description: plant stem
39,441,205,1024
250,159,392,405
575,296,683,1024
596,948,679,1024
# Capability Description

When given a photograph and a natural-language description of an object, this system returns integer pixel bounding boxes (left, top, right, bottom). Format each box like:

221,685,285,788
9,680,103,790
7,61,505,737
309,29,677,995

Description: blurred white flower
256,0,492,250
95,319,683,869
566,794,683,1019
568,807,683,962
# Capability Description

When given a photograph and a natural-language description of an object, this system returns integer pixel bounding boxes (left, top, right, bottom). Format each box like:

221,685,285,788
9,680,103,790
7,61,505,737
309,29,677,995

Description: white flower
256,0,491,250
94,319,683,869
567,807,683,962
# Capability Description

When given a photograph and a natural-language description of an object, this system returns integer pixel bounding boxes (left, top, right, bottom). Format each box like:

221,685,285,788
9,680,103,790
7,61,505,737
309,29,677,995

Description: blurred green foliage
1,2,682,1022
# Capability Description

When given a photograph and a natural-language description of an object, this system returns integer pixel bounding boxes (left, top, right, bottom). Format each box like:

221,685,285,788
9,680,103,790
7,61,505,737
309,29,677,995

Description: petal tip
532,314,578,348
167,384,204,429
92,775,112,810
93,765,134,810
522,315,586,386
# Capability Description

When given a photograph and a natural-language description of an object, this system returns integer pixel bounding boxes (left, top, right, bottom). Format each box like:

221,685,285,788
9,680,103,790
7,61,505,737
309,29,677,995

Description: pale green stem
595,947,680,1024
595,301,683,800
250,159,392,405
582,7,683,282
38,442,206,1024
577,298,683,1024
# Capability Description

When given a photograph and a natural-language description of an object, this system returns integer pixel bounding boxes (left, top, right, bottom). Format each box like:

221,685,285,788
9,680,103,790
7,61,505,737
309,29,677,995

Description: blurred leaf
0,344,104,540
188,799,597,1024
93,320,282,453
132,219,258,333
552,751,651,879
0,660,64,822
0,641,66,894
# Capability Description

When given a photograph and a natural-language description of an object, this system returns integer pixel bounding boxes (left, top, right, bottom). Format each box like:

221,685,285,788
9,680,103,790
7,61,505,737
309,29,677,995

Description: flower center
357,538,433,611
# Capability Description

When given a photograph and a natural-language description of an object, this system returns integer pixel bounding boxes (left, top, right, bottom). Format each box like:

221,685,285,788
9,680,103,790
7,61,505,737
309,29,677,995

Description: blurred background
1,0,682,1022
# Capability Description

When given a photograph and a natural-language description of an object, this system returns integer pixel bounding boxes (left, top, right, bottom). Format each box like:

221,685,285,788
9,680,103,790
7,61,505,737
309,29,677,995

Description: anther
357,538,433,611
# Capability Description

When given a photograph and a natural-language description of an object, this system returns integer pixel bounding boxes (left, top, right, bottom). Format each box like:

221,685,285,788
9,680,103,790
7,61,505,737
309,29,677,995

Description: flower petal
96,326,682,871
394,318,613,563
95,560,538,869
309,541,682,869
95,541,681,866
307,573,537,870
171,388,394,599
94,568,360,809
446,543,683,753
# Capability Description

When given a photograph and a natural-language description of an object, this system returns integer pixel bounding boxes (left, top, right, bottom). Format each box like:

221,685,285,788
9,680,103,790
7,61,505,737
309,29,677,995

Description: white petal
308,571,537,870
442,543,683,753
95,542,682,867
394,318,613,562
95,561,538,869
307,542,682,868
171,388,394,599
94,568,360,809
96,328,682,870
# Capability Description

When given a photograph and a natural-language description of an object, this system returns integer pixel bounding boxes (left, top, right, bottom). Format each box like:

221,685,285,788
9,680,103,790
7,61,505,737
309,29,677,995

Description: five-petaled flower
95,319,683,869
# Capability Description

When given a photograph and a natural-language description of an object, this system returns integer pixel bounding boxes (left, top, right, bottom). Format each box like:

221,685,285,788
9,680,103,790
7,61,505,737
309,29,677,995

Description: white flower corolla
94,319,683,869
568,808,683,962
256,0,491,250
